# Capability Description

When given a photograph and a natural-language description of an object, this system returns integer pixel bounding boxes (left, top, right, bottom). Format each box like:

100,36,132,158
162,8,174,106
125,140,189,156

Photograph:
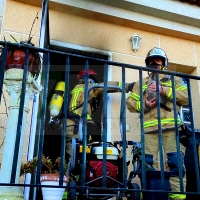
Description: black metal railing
1,41,200,200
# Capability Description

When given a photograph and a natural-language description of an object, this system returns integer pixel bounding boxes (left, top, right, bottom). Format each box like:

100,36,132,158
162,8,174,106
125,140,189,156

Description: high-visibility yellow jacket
126,74,188,133
69,81,132,123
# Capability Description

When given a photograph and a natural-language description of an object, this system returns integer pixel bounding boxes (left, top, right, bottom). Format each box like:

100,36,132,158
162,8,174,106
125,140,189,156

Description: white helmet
145,47,168,70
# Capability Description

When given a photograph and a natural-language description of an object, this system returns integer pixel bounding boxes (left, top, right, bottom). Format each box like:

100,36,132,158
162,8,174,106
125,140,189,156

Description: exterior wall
0,0,41,165
0,85,8,162
0,0,200,186
0,0,6,37
0,0,40,44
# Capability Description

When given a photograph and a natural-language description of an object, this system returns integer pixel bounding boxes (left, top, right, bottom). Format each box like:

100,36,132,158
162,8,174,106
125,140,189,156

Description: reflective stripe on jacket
126,74,188,133
144,118,181,128
169,193,186,199
69,81,130,123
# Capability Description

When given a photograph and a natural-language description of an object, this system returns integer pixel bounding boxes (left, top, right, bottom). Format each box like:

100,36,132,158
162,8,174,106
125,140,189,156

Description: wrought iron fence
0,41,200,200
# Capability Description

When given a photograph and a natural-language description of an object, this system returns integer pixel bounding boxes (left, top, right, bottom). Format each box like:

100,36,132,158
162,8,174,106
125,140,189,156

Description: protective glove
127,82,135,92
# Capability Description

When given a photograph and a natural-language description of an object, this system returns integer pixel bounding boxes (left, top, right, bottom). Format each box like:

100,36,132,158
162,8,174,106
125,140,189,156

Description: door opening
43,48,108,160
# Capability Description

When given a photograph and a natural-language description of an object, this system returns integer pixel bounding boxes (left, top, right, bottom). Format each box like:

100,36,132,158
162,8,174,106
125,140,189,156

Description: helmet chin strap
147,71,154,77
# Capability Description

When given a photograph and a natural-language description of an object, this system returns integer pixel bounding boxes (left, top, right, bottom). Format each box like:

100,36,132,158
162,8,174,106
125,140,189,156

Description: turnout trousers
144,129,186,192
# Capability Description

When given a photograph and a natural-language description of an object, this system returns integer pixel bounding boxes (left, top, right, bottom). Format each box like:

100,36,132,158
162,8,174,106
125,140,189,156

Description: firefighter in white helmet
126,47,188,200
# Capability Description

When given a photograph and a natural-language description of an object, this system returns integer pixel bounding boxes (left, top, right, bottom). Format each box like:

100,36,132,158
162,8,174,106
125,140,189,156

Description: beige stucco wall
0,85,8,162
0,0,6,36
1,0,40,44
0,1,200,188
0,0,40,165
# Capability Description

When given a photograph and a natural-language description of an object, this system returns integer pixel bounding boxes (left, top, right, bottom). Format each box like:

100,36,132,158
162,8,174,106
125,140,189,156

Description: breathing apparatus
49,81,65,124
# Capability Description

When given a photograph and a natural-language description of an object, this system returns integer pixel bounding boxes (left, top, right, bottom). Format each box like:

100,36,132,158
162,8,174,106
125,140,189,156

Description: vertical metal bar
59,56,70,185
186,78,200,192
39,0,49,48
155,72,165,189
36,52,50,183
171,75,184,192
139,69,146,189
81,59,89,186
11,48,29,183
0,44,7,104
121,66,127,188
102,62,108,187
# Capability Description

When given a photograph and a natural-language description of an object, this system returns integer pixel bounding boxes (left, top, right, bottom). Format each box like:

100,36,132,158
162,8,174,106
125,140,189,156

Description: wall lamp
130,33,141,52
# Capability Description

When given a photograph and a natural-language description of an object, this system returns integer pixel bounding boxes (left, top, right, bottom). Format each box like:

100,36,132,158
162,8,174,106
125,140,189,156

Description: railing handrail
1,40,200,80
1,40,200,199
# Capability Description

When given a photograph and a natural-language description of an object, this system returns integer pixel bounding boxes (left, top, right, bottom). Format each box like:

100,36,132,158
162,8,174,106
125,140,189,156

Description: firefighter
126,47,188,200
64,69,134,162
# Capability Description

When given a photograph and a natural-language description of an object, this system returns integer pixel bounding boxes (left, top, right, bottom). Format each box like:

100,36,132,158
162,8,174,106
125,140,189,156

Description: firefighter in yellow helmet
126,47,188,200
64,69,135,163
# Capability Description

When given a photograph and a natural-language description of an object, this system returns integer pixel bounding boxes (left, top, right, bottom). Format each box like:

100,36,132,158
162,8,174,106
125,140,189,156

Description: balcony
0,0,200,199
0,40,200,200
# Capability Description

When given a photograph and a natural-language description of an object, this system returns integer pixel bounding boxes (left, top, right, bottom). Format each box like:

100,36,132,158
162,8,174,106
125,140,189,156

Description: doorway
42,48,108,160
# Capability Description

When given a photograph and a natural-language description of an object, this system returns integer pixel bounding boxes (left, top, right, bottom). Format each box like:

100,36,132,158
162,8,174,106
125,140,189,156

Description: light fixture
130,33,141,52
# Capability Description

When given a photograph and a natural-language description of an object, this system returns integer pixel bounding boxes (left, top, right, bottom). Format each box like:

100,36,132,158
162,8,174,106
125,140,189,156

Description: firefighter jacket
126,74,188,133
69,81,132,123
